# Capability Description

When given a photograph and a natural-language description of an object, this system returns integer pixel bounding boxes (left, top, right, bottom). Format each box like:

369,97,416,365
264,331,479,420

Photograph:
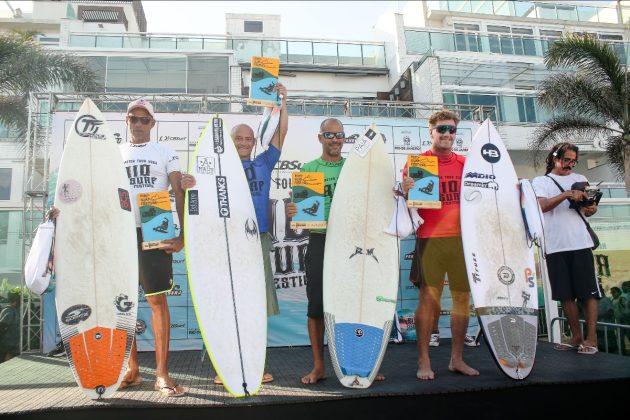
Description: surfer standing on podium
181,83,289,384
286,118,386,385
49,99,187,396
402,109,480,380
119,98,186,397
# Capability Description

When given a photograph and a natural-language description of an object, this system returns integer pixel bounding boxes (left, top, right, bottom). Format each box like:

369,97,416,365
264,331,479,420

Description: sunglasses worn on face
128,116,152,125
434,125,457,134
320,132,345,139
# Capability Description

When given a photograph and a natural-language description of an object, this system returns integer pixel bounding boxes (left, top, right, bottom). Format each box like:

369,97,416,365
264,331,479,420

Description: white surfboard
520,179,558,343
460,119,538,380
54,98,138,399
323,125,398,388
184,117,266,397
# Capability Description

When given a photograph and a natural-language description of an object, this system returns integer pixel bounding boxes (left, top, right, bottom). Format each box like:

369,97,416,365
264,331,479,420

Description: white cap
127,98,155,118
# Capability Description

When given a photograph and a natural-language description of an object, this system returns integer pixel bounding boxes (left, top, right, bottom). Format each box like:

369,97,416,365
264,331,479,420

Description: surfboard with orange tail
54,98,138,399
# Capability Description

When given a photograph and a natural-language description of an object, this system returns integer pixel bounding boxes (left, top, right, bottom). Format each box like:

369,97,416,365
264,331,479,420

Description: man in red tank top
402,110,479,380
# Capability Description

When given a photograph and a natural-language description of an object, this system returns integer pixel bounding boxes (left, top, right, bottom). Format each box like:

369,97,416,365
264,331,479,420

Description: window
106,57,186,93
454,23,481,52
244,20,263,33
0,169,11,200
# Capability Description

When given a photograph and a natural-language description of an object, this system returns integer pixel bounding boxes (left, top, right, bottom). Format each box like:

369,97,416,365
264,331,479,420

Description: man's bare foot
375,373,385,381
448,360,479,376
118,370,142,390
301,367,326,384
416,365,435,380
155,375,185,396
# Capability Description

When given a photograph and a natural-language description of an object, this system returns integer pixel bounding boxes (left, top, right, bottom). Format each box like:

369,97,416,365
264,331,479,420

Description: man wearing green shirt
287,118,345,384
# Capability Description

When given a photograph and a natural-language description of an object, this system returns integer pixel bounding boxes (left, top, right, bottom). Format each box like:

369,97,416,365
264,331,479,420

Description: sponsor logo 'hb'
481,143,501,163
75,115,105,139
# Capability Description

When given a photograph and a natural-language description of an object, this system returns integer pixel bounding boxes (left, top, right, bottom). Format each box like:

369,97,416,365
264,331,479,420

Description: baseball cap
127,98,155,118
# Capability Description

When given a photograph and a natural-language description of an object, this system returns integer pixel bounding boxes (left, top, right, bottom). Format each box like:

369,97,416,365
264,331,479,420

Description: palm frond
544,34,625,96
0,95,27,137
604,135,625,181
537,74,622,125
529,115,618,167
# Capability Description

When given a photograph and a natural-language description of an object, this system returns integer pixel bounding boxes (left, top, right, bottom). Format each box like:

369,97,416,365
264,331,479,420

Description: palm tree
0,31,97,140
530,34,630,192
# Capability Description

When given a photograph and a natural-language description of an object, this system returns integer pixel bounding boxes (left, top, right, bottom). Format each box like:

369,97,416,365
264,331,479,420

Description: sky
141,1,406,41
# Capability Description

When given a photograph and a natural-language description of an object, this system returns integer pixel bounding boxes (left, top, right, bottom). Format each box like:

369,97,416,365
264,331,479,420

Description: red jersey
403,150,465,238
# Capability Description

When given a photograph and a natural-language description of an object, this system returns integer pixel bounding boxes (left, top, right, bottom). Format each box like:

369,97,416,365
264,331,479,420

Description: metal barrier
550,317,630,356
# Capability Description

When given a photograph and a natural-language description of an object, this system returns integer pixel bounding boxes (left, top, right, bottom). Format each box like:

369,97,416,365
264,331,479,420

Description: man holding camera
532,142,601,355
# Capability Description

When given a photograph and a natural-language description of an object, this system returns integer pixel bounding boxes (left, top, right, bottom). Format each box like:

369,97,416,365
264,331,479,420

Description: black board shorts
136,228,173,296
546,248,600,301
305,232,326,319
409,236,470,292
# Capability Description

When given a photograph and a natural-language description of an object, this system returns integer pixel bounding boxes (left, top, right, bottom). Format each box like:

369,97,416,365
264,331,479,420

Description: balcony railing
68,33,386,68
428,1,627,24
405,28,629,64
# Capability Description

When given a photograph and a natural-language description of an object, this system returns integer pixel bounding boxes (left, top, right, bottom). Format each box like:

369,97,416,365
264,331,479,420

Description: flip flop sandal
577,344,598,355
553,343,579,351
154,383,185,397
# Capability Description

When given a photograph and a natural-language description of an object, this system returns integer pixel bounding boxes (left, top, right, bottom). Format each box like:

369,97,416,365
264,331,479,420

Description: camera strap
545,175,592,227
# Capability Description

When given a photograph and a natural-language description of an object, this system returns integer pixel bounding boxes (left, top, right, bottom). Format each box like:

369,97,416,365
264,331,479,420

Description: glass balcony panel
203,38,230,52
338,43,362,66
577,6,598,22
96,36,122,48
556,5,578,21
123,35,149,48
177,38,203,50
622,6,630,24
279,40,288,63
501,37,515,55
363,44,385,67
287,41,313,64
471,0,492,15
534,98,551,123
69,34,96,48
150,37,177,49
313,42,338,65
442,92,456,104
448,1,472,13
597,7,618,24
438,1,449,11
233,39,262,63
493,0,514,16
455,33,480,52
262,40,283,59
500,96,520,122
514,1,536,18
405,30,432,54
488,35,502,54
430,32,455,52
536,4,557,20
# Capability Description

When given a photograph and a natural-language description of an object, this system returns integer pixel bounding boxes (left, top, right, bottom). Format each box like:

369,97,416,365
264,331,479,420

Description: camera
568,181,603,209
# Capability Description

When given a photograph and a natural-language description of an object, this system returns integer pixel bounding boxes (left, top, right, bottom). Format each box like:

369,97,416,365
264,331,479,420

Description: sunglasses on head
128,116,152,125
434,125,457,134
320,131,345,139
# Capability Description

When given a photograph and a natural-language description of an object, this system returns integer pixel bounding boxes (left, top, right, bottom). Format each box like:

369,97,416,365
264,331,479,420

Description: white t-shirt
120,141,180,226
531,172,593,254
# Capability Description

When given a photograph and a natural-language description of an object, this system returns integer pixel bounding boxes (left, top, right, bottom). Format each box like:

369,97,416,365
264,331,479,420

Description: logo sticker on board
197,156,215,175
75,115,105,140
481,143,501,163
114,294,134,313
118,188,131,211
245,218,259,239
497,266,515,285
188,190,199,215
61,304,92,325
58,180,82,203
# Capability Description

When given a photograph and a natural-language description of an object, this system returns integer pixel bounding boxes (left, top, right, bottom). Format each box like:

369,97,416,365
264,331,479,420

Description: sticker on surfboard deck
58,180,83,203
291,172,326,229
354,124,380,158
247,56,280,107
138,191,175,250
407,155,441,209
